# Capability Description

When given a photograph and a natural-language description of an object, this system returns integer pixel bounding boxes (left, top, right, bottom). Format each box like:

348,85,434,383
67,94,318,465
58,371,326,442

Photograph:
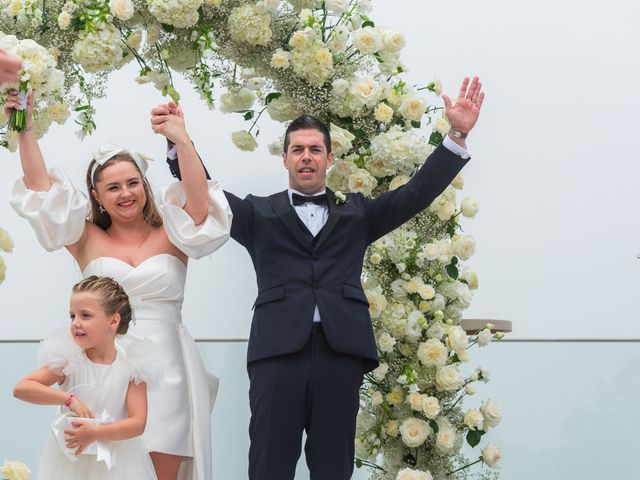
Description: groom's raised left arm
365,76,485,243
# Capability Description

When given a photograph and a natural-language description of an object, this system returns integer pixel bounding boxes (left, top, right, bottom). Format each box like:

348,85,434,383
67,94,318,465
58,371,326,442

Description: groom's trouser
248,324,364,480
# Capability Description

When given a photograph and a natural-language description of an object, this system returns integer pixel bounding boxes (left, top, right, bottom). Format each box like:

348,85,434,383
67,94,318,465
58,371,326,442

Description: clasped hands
63,395,97,456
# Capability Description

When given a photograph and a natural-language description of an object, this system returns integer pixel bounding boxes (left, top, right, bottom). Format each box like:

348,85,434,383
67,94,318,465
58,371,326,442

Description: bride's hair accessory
90,144,154,187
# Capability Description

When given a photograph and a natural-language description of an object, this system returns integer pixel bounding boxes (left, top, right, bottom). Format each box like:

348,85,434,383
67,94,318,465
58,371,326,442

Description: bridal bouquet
0,33,64,133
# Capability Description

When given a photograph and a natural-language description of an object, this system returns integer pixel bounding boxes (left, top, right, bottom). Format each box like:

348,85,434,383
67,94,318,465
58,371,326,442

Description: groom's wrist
447,131,467,148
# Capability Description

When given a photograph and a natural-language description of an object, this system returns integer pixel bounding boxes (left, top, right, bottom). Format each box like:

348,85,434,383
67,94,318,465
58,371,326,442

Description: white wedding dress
10,167,232,480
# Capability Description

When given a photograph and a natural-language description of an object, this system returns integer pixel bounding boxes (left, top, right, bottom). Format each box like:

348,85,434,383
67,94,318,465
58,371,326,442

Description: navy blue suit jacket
168,143,468,372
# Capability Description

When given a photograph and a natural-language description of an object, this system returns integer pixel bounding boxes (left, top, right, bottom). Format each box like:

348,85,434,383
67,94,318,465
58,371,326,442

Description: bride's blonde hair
86,154,163,230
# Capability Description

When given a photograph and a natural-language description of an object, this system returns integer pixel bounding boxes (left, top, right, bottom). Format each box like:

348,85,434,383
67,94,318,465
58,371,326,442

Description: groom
156,76,484,480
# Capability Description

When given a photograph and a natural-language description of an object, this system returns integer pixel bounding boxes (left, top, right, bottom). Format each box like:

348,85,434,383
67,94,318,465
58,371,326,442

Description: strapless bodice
82,254,187,323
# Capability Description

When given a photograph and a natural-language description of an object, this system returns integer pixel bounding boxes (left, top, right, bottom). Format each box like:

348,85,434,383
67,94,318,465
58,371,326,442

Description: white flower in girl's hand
1,460,31,480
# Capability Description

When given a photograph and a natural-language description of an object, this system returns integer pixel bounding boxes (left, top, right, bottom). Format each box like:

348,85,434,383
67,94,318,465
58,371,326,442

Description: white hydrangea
220,88,255,113
231,130,258,152
147,0,202,28
266,95,301,122
228,3,273,46
369,126,432,176
72,25,124,73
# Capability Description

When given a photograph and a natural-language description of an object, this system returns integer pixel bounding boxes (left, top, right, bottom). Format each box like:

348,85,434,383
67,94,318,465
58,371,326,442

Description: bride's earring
98,203,105,214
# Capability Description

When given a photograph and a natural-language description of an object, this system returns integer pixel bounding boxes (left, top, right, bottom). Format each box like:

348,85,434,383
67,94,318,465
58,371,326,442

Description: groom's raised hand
443,76,485,142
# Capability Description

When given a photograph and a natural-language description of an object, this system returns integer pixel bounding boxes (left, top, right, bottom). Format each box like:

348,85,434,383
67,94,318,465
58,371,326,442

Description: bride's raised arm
150,102,231,259
7,92,90,253
6,92,50,191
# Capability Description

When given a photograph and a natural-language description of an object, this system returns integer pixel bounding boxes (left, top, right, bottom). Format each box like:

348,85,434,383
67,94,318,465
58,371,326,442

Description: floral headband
90,144,154,187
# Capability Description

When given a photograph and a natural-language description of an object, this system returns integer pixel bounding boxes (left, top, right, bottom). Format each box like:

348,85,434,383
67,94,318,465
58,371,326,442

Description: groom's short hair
283,115,332,154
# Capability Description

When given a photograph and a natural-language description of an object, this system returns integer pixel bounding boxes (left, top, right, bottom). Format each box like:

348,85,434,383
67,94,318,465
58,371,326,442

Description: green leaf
161,23,175,33
373,52,384,63
265,92,282,104
74,105,91,112
244,111,254,120
446,222,457,237
429,419,439,434
446,263,459,279
353,129,366,138
362,20,375,28
411,120,421,129
466,429,483,448
451,256,459,266
355,458,363,468
429,131,444,146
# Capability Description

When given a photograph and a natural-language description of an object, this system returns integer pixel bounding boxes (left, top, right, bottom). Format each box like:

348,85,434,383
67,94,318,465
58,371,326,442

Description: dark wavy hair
283,115,332,154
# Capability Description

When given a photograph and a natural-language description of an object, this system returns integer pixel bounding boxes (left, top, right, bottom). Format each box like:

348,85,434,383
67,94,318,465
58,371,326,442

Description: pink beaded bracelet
65,393,74,408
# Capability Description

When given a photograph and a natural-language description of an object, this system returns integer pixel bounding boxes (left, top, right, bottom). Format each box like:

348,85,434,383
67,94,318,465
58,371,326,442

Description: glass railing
0,340,635,479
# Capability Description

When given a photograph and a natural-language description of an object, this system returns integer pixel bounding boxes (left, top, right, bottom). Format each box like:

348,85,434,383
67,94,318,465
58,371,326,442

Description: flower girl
13,275,161,479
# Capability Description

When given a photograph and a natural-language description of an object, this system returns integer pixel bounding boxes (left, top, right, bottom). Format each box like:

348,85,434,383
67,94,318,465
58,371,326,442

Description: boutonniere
335,191,347,205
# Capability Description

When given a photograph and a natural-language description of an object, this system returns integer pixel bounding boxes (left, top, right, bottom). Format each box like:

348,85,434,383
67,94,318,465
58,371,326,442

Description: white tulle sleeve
37,329,84,377
157,180,232,259
9,167,90,252
118,334,165,392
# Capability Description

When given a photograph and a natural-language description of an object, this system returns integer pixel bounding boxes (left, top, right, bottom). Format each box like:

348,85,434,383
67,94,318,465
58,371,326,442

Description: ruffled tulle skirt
38,434,157,480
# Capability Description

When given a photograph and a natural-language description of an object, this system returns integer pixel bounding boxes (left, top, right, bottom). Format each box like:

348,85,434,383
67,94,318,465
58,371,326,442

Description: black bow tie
292,193,328,207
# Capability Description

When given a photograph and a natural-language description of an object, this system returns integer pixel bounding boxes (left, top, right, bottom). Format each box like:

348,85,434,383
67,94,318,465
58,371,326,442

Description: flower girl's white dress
11,168,232,480
37,330,162,479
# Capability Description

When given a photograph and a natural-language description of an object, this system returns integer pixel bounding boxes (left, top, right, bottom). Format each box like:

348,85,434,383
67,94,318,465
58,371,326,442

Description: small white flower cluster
71,24,124,73
147,0,203,29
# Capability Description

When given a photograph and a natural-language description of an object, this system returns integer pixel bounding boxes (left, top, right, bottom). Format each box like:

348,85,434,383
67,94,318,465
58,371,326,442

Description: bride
7,92,232,480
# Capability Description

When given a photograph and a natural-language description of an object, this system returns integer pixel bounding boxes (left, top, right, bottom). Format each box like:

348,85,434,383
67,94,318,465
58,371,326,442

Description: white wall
1,0,639,339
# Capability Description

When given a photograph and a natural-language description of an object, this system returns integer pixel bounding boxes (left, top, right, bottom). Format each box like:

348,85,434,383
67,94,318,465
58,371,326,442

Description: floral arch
0,0,502,478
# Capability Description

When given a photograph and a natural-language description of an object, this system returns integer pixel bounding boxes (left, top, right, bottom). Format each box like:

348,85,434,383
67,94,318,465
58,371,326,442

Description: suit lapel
314,188,342,252
268,190,313,253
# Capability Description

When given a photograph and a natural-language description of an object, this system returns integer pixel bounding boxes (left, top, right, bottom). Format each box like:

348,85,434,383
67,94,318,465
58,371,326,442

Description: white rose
352,26,382,55
350,77,382,108
465,384,476,395
372,362,388,381
451,173,464,189
435,424,456,452
417,339,447,367
461,270,479,290
482,442,502,468
1,460,31,480
480,399,502,428
370,252,382,264
6,0,22,17
266,95,301,122
330,123,355,157
435,365,462,391
385,419,399,437
399,418,431,448
435,200,455,221
365,287,388,319
396,468,433,480
57,11,71,29
417,283,435,300
146,24,161,44
289,31,308,49
382,30,405,53
421,396,440,419
347,169,377,196
464,409,484,430
0,228,15,253
446,325,469,354
371,390,383,406
426,322,445,340
126,31,143,49
407,392,424,411
378,332,396,353
477,329,492,347
389,175,409,191
398,94,427,123
270,48,291,69
231,131,258,152
461,197,479,218
374,103,394,123
110,0,135,20
434,117,450,135
452,234,476,261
